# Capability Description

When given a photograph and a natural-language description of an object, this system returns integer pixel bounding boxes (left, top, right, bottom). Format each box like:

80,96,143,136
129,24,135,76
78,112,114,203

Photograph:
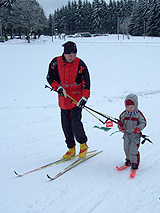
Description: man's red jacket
47,55,90,109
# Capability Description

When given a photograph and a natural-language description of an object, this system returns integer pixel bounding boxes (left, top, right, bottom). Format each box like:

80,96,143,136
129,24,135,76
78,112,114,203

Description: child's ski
116,165,131,171
47,150,103,180
130,169,137,178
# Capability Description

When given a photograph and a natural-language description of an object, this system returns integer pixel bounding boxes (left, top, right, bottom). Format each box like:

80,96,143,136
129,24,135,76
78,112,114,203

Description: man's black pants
61,107,87,148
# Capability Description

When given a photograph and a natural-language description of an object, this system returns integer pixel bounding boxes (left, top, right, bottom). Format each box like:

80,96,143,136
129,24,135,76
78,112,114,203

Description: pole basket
106,120,113,127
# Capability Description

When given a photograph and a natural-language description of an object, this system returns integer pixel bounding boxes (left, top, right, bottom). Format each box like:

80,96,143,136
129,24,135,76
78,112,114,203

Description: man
46,41,90,159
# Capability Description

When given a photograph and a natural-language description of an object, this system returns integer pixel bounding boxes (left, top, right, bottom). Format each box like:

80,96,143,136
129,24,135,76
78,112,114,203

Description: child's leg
129,136,140,166
123,134,131,162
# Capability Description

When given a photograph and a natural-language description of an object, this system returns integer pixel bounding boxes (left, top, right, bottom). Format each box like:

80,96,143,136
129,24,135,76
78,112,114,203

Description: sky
36,0,67,16
37,0,109,17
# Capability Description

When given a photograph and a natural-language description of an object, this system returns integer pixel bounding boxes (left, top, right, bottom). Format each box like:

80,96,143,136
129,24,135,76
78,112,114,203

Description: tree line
49,0,160,37
0,0,160,42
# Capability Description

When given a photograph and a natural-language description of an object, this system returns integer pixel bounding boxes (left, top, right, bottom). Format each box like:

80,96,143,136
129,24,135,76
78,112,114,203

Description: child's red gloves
118,120,124,127
133,127,141,134
119,126,126,133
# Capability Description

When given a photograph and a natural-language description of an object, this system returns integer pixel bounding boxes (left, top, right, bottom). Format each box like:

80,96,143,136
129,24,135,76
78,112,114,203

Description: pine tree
91,0,103,33
107,0,117,34
82,0,92,32
0,0,17,39
0,0,47,41
146,0,160,36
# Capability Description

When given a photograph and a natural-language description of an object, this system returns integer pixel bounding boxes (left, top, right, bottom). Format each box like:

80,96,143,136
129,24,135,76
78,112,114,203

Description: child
118,94,147,171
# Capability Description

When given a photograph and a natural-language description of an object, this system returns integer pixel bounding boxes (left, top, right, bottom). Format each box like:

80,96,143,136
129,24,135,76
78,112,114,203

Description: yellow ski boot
78,143,88,159
62,146,75,159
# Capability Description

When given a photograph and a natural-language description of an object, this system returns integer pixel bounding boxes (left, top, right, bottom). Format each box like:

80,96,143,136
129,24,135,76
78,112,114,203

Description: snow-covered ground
1,35,160,213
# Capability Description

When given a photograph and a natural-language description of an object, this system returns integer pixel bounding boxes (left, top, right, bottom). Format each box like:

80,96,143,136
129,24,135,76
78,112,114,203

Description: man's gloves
57,86,67,98
77,97,88,108
133,127,141,134
119,126,126,133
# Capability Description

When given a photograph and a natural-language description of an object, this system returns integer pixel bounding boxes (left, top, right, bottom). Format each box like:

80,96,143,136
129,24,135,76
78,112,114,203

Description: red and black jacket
47,55,90,109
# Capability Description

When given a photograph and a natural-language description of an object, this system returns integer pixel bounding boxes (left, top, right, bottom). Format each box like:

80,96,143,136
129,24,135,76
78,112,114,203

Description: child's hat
126,99,134,106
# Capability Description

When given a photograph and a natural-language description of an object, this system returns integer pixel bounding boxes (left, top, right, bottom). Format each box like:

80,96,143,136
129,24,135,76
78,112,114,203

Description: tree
0,0,17,39
0,0,47,41
91,0,103,33
82,0,92,32
107,0,117,34
129,1,143,36
146,0,160,36
16,0,47,42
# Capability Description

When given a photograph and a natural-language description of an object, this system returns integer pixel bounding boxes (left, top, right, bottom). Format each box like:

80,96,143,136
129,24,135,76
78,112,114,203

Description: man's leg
71,107,87,144
71,107,88,158
61,109,75,148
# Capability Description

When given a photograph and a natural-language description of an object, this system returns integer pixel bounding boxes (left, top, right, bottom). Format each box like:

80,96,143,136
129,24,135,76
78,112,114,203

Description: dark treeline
49,0,160,37
0,0,47,42
0,0,160,42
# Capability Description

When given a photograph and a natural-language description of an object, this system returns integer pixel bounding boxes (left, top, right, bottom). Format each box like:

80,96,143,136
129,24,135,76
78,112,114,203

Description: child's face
126,105,135,112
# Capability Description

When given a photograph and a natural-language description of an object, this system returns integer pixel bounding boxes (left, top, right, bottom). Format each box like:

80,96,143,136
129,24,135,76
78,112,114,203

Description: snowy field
1,35,160,213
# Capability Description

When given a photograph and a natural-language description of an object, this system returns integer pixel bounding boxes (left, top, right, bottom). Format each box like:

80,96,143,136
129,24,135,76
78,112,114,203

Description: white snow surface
1,35,160,213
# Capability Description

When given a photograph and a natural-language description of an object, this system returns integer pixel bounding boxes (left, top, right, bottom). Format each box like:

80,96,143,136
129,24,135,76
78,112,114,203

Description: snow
1,35,160,213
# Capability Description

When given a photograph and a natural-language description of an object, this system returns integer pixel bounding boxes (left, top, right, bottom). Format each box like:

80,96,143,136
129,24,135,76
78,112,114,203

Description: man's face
64,53,76,63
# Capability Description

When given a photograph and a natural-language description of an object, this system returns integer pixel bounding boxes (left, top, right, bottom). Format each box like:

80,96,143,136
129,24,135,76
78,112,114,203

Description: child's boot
125,159,131,166
62,146,75,159
132,163,138,170
78,143,88,158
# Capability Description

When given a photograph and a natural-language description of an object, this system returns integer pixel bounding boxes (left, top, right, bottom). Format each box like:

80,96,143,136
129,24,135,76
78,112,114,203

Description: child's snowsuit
118,94,147,166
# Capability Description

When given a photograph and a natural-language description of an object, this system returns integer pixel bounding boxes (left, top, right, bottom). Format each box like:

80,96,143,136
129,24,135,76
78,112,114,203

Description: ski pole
84,106,118,124
45,84,117,124
63,92,106,124
83,107,106,124
141,135,153,144
45,84,77,105
110,129,153,144
45,85,106,124
62,89,118,124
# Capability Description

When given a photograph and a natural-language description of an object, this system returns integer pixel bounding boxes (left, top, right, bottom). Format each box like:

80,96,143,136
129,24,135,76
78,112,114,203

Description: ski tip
116,164,130,171
130,170,137,178
47,174,54,180
14,170,23,177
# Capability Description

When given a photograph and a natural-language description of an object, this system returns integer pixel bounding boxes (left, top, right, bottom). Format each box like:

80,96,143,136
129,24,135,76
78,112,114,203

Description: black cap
62,41,77,54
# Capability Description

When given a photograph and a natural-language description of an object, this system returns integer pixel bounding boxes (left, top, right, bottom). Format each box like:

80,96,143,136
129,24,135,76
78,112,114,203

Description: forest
0,0,160,42
0,0,47,42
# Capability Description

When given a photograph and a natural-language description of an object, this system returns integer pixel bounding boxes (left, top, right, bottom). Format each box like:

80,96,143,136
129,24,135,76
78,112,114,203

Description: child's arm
138,111,147,131
118,110,126,128
133,111,147,134
118,111,126,133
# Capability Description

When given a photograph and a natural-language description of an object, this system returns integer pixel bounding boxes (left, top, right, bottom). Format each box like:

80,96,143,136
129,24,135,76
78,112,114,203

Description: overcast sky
37,0,109,17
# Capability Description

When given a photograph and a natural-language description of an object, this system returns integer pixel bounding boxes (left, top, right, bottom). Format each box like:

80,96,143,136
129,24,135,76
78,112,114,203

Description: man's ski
14,150,97,177
130,169,137,178
116,165,131,171
47,150,103,180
